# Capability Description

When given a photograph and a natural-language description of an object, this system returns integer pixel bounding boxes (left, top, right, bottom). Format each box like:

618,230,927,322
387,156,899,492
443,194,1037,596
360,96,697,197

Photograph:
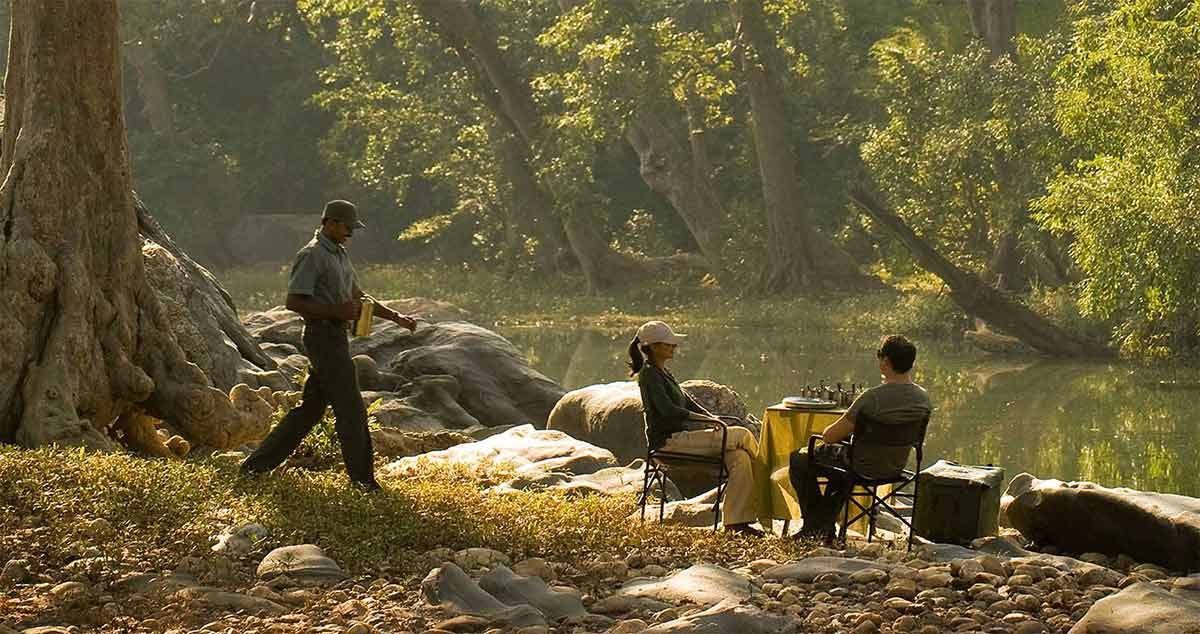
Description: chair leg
658,471,667,524
639,465,654,523
907,473,920,552
712,475,726,532
866,485,877,544
838,489,850,545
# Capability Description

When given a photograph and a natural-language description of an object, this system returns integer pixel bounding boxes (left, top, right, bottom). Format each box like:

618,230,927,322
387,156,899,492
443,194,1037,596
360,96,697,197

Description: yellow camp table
755,404,885,537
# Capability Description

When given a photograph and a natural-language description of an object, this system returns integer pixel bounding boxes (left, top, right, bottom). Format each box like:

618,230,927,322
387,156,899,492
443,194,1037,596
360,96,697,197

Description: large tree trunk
731,0,864,293
850,188,1112,358
0,0,269,450
966,0,1017,60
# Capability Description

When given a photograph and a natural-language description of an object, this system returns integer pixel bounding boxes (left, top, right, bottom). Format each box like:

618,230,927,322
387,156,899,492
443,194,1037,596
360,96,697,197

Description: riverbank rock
629,487,720,527
546,380,754,463
361,376,481,432
369,428,474,459
478,565,587,620
243,298,470,351
362,322,565,428
1069,582,1200,633
615,564,754,606
380,425,617,479
256,545,346,585
643,600,793,633
1004,473,1200,570
421,563,546,627
496,460,678,499
763,557,893,583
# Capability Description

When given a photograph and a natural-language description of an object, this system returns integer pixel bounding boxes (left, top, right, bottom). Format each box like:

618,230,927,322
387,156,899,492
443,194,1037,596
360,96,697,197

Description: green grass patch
0,446,811,577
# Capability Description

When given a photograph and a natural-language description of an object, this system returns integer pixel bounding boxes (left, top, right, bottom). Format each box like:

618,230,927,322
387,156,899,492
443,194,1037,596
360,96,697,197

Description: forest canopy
6,0,1196,358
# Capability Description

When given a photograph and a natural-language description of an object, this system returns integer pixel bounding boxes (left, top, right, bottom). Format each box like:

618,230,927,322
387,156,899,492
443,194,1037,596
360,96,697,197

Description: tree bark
849,188,1112,358
488,113,565,273
625,108,729,276
731,0,865,293
966,0,1017,60
0,0,270,450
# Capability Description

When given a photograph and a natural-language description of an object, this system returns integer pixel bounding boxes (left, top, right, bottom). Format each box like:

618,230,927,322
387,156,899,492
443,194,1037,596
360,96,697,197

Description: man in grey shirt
241,200,416,490
789,334,932,539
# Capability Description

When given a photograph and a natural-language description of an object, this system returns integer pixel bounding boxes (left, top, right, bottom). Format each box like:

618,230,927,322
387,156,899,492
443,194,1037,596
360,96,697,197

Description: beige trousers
661,425,760,526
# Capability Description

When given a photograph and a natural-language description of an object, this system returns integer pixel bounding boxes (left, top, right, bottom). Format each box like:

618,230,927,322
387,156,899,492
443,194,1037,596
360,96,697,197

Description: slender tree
730,0,864,293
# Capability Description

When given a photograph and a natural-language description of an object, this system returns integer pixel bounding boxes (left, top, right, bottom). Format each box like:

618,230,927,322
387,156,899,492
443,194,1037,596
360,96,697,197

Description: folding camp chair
808,412,930,550
638,415,742,531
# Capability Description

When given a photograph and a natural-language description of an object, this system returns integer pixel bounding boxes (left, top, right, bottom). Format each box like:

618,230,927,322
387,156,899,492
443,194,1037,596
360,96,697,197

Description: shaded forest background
1,0,1197,359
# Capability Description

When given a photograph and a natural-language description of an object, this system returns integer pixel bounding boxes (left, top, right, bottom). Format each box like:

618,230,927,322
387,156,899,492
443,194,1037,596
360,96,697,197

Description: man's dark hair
877,334,917,373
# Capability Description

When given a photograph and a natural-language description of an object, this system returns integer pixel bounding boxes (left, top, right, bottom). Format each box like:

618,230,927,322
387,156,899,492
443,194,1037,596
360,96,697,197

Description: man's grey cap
322,199,366,229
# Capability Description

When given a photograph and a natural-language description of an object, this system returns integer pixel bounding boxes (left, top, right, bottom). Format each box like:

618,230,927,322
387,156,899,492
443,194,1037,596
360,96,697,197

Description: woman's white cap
636,320,686,345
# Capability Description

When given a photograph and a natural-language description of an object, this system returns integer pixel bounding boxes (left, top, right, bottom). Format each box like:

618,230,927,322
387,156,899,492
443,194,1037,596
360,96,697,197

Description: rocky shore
5,518,1200,634
5,294,1200,633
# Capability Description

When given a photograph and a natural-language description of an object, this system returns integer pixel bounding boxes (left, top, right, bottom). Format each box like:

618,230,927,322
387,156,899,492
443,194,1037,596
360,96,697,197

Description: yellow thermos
353,299,374,337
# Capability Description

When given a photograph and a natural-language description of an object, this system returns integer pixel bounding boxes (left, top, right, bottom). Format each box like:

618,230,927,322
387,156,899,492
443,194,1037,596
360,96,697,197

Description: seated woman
630,320,763,536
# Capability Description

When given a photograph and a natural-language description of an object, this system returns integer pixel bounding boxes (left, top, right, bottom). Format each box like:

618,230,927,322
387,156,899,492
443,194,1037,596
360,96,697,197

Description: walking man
241,200,416,489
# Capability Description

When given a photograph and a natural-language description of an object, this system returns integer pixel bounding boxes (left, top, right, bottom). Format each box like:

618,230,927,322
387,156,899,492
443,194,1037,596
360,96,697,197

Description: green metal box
913,460,1005,545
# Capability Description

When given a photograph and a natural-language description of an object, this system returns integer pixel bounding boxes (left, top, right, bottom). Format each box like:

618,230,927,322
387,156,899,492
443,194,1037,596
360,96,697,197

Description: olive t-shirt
846,382,931,478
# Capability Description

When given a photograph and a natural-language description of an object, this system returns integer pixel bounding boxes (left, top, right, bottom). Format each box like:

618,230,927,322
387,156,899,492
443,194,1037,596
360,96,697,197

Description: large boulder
242,298,471,351
496,460,680,499
421,563,546,627
615,564,755,606
380,424,617,479
138,201,278,392
546,380,753,463
363,322,565,427
1069,582,1200,633
1005,473,1200,570
362,375,481,432
643,600,793,633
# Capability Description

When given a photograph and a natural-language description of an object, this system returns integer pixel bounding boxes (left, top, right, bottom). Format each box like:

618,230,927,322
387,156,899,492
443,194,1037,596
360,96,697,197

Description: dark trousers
241,321,376,486
789,444,852,534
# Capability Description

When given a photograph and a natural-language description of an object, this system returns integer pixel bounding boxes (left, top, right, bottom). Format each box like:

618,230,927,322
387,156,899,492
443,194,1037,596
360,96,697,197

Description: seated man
788,334,932,540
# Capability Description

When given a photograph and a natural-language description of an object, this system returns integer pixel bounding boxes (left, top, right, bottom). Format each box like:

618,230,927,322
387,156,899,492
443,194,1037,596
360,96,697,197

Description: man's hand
390,313,418,331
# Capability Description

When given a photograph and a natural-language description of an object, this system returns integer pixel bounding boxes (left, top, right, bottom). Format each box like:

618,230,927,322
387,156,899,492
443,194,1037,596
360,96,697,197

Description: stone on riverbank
1069,582,1200,633
1005,473,1200,570
615,564,755,606
256,544,346,585
762,557,893,583
421,563,546,627
380,425,617,479
546,380,754,464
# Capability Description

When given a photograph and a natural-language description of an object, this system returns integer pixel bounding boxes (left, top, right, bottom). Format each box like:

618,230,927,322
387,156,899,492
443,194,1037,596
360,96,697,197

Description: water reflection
498,325,1200,496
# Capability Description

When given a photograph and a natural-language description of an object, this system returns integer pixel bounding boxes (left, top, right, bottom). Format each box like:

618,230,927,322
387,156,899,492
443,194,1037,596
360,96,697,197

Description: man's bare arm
822,413,856,444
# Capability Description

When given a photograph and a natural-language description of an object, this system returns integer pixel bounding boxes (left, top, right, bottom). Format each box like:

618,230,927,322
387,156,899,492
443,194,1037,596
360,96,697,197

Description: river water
497,325,1200,497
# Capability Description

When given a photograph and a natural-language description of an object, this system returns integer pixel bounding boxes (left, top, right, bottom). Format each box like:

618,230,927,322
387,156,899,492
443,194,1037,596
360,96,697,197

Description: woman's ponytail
627,336,645,376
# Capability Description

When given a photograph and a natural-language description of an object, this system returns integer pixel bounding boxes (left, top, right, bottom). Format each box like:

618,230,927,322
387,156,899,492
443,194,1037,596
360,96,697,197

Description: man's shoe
352,479,382,492
726,523,766,537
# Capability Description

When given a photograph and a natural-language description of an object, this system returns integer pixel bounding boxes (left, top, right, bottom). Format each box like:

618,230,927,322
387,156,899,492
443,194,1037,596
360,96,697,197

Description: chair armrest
807,433,823,455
